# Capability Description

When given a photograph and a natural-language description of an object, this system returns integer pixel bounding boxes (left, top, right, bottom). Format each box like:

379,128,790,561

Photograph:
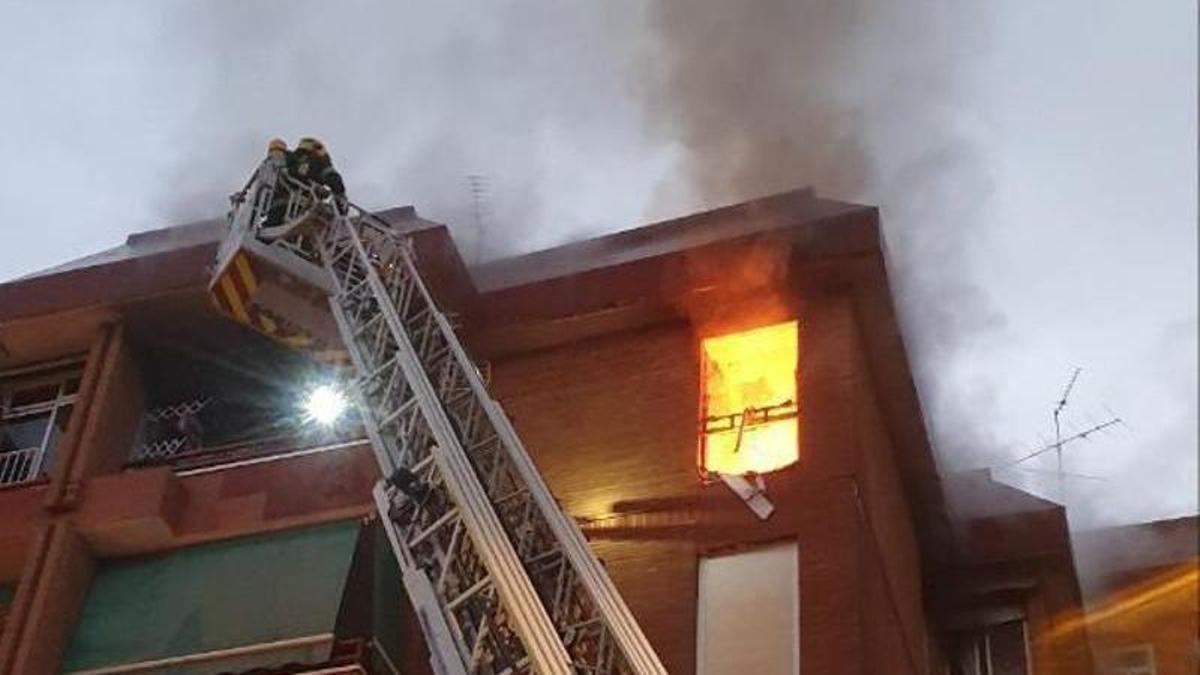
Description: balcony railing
0,446,42,487
129,397,364,473
131,433,362,473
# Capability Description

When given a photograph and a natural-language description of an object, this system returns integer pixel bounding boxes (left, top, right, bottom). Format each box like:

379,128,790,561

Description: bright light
303,384,348,426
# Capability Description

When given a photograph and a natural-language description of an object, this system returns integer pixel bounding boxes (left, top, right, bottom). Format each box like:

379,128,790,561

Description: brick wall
491,322,701,670
489,292,930,674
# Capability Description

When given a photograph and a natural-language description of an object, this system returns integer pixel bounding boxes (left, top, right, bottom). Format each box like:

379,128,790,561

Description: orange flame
700,321,799,475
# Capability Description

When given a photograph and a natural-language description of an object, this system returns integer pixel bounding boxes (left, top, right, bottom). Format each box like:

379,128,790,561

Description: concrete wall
0,524,96,675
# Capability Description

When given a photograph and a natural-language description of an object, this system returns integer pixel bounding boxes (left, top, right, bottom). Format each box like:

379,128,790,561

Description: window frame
0,360,83,486
952,620,1031,675
1104,644,1156,675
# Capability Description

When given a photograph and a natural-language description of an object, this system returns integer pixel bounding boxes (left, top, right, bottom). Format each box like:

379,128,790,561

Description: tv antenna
995,367,1122,502
465,174,490,264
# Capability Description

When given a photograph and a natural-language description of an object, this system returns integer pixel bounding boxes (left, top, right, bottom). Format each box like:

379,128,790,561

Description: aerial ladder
209,158,667,675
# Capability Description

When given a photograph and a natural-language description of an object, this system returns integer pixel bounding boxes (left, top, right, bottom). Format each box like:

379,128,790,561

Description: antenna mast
996,367,1122,503
466,174,489,264
1052,367,1082,492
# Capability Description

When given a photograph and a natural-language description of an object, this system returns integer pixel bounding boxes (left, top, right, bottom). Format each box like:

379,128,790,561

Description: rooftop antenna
466,174,490,265
1052,367,1082,485
995,367,1122,504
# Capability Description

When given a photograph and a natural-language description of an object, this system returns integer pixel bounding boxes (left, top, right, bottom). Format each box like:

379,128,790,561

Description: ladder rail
320,219,571,674
410,266,666,674
333,216,663,673
220,169,666,674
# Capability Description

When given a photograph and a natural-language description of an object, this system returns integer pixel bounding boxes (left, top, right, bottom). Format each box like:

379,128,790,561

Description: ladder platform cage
209,168,346,366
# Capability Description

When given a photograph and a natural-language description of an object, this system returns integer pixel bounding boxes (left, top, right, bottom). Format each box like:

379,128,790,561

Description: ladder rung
447,575,493,611
410,508,461,547
379,397,419,428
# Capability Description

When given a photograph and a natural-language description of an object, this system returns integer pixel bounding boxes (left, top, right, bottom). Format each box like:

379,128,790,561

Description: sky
0,1,1195,530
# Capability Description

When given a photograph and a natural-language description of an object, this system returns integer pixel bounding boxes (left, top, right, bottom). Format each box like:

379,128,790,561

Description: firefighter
315,147,347,212
387,466,430,501
291,137,347,210
386,465,431,526
261,138,292,228
288,137,319,183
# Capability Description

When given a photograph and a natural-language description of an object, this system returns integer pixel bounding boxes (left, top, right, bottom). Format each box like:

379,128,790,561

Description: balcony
128,395,362,474
118,317,364,474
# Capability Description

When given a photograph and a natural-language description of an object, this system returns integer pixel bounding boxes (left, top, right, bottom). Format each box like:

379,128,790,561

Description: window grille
135,397,211,461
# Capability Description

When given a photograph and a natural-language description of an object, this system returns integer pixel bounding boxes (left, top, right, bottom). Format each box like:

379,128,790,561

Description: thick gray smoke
163,2,666,262
638,0,1008,467
636,1,1198,533
2,2,1194,532
23,1,668,265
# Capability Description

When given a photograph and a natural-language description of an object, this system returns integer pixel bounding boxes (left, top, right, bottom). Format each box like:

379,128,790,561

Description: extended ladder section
211,166,666,675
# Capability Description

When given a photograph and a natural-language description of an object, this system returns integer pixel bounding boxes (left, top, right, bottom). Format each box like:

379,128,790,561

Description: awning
63,520,360,674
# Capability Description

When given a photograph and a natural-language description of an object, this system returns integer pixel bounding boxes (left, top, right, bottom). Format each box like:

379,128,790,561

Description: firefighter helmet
267,138,287,152
298,137,328,157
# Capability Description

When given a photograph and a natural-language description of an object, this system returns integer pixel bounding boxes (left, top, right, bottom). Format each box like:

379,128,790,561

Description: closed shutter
697,541,800,675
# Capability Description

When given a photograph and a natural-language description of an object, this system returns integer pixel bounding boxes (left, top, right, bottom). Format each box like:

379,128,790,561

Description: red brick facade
490,293,929,673
0,189,1095,673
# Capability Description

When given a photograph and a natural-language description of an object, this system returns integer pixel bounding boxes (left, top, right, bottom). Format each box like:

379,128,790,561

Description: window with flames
700,321,799,476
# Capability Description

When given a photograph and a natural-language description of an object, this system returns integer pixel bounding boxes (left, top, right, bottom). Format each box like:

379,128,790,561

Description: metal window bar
225,168,665,675
133,397,210,462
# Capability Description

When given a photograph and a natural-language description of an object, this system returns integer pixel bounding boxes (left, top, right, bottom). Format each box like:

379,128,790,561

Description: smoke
25,0,671,266
637,2,1198,533
638,1,1008,466
2,1,1193,533
165,1,691,261
137,1,1013,481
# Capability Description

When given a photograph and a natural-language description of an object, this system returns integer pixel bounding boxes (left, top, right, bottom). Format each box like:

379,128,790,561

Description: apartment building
0,188,1091,674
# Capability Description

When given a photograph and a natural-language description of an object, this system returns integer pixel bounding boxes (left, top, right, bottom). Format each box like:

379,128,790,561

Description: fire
700,321,799,475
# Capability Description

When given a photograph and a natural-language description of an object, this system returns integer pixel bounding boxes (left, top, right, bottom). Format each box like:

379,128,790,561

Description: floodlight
303,384,348,426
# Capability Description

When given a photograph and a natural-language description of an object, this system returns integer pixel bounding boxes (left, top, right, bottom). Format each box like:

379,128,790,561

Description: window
0,363,80,486
696,541,799,675
1103,644,1156,675
952,621,1029,675
700,321,799,475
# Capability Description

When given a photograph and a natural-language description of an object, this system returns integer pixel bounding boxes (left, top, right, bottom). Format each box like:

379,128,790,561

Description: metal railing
128,396,364,472
0,447,41,487
131,398,210,463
